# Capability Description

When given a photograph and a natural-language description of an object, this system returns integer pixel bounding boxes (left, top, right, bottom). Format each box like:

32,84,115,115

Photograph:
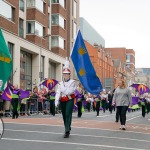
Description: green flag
0,28,12,91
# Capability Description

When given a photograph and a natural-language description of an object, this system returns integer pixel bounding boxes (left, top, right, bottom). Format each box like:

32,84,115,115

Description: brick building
85,41,114,91
105,47,135,86
0,0,79,90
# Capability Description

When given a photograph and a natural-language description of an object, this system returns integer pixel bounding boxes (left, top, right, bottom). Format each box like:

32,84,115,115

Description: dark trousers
117,106,128,125
77,101,82,117
11,98,19,119
108,103,112,113
38,102,42,112
60,99,74,132
102,100,106,112
86,102,91,112
50,100,55,116
96,101,100,116
0,102,3,111
92,102,96,111
116,107,119,122
20,104,25,115
0,102,3,117
141,105,146,117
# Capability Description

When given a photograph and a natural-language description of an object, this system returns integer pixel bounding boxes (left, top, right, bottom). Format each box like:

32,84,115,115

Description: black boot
64,131,70,138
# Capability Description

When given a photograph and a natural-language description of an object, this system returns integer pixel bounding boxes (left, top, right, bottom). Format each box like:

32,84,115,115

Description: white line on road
126,115,141,121
5,129,150,143
97,115,112,117
4,122,150,135
1,138,147,150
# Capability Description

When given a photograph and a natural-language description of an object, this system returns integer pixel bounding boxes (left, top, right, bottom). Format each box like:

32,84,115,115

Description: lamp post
39,34,51,82
118,71,126,79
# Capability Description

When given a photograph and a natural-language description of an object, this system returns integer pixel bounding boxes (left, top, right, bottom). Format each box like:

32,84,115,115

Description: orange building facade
85,41,114,91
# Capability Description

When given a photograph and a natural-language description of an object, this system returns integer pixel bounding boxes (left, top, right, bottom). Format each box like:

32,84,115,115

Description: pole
40,37,42,83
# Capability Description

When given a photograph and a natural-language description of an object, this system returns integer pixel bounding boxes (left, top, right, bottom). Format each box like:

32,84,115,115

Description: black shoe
64,132,70,138
115,120,118,122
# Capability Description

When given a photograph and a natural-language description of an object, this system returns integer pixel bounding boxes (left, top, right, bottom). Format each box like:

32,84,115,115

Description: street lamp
39,34,51,82
118,71,126,78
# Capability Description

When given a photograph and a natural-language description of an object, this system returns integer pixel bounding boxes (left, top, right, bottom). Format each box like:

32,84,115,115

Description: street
0,110,150,150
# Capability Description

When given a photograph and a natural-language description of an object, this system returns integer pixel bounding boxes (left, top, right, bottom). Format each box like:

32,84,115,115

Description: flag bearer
55,60,77,138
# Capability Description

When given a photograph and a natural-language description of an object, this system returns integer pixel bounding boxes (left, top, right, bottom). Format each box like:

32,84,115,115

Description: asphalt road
0,110,150,150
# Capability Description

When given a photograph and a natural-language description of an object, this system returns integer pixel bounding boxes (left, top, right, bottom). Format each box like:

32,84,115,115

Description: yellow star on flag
78,47,87,55
79,69,86,76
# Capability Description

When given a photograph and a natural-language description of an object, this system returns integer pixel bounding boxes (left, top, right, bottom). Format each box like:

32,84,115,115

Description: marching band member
55,60,77,138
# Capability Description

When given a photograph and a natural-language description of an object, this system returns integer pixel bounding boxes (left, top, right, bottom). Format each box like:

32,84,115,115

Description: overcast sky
80,0,150,68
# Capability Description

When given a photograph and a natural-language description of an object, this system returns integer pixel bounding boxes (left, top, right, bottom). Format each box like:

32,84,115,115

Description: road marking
97,115,112,117
5,129,150,143
4,122,150,134
1,138,147,150
126,115,141,121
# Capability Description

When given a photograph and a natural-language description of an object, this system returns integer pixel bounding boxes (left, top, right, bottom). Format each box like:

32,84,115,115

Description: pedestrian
101,89,107,113
94,94,101,116
48,89,56,116
75,83,84,118
55,60,77,138
112,79,132,130
139,95,146,118
0,91,4,117
85,92,93,112
107,91,113,114
11,84,20,119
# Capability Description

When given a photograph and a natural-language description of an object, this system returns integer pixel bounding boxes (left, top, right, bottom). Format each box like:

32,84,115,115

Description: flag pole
69,28,80,61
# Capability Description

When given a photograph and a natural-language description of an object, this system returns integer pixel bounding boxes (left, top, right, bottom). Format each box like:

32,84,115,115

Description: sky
80,0,150,68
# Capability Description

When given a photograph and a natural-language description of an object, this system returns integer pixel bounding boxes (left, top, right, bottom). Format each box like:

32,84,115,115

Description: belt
60,94,75,102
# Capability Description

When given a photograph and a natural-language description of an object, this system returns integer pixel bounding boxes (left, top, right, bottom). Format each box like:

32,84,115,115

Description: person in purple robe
75,83,84,118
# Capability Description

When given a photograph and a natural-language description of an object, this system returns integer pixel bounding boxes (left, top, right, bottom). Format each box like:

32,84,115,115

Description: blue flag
71,30,103,95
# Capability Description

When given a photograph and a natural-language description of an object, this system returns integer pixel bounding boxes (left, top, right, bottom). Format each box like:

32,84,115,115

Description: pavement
0,110,150,150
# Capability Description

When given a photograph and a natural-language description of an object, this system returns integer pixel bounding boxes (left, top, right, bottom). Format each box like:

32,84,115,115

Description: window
27,0,35,7
0,0,15,21
49,62,56,79
27,0,44,13
126,64,130,68
51,0,65,8
51,14,65,29
73,22,77,39
48,13,51,28
51,36,65,49
8,42,14,84
19,0,24,11
19,18,24,37
20,51,32,90
48,0,51,6
73,0,77,18
27,21,44,37
126,54,130,62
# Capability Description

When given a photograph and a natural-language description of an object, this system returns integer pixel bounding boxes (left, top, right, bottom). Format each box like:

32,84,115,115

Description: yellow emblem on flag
78,47,86,55
0,57,11,63
79,69,86,76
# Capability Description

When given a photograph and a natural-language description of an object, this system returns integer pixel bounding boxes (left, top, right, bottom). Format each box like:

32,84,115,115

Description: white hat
63,58,71,74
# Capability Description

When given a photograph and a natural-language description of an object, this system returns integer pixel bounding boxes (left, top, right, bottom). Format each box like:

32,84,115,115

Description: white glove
55,100,59,107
